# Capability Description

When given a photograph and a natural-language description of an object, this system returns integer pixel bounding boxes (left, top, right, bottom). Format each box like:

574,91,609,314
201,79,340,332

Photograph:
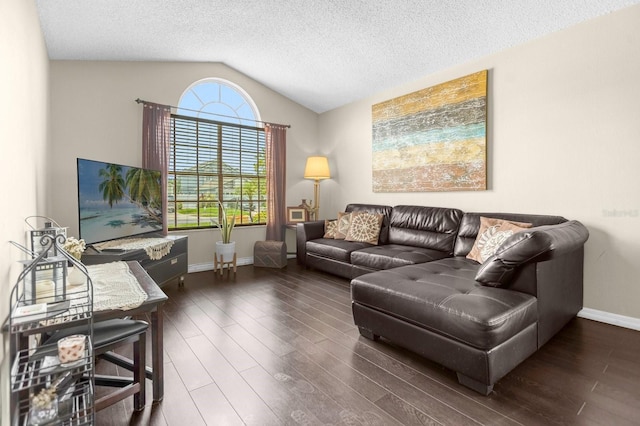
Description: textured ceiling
36,0,640,113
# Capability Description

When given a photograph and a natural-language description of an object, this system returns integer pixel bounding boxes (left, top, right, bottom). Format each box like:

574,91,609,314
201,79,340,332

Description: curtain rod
135,98,291,128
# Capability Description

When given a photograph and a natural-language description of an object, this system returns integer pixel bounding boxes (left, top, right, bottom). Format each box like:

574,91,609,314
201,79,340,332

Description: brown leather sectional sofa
296,203,589,394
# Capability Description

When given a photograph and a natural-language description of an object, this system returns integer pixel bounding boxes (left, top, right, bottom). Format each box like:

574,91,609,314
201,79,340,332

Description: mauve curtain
141,102,171,235
265,124,287,241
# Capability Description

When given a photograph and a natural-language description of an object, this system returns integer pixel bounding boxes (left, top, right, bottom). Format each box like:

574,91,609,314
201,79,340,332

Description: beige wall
0,0,50,421
318,5,640,320
48,61,318,267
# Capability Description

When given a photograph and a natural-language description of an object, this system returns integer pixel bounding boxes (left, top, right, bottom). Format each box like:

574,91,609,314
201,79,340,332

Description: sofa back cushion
454,212,567,257
345,204,393,245
388,205,464,252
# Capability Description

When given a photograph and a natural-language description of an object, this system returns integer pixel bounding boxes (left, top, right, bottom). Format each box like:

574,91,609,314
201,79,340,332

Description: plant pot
216,241,236,263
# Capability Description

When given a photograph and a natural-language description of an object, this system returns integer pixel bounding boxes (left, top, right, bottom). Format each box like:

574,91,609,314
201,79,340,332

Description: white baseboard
188,257,253,273
188,254,295,274
578,308,640,331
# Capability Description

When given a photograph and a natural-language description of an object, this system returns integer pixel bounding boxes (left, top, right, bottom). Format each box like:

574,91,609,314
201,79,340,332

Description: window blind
168,114,267,229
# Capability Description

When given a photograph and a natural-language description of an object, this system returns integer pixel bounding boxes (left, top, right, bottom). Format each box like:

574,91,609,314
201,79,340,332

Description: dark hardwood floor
95,260,640,425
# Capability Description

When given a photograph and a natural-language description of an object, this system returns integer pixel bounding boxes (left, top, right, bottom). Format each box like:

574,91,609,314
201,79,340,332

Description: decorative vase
67,265,85,286
215,241,236,263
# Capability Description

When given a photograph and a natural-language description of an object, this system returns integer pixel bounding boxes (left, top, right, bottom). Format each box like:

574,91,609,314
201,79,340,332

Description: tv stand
82,235,188,287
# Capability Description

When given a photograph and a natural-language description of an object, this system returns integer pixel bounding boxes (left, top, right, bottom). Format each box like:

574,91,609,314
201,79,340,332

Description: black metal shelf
9,235,95,425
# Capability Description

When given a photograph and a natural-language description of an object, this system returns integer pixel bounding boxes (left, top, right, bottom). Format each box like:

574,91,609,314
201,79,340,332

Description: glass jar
29,389,58,425
57,334,86,366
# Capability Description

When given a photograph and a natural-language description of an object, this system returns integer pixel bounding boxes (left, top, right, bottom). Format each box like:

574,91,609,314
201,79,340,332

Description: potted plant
213,201,237,262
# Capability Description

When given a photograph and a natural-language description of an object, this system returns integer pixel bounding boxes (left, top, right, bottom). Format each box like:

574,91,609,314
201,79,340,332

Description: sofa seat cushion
307,238,372,262
351,257,538,350
351,244,450,270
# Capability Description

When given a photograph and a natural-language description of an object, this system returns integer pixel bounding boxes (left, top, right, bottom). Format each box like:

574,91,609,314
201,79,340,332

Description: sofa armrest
476,220,589,287
295,220,325,265
535,220,590,258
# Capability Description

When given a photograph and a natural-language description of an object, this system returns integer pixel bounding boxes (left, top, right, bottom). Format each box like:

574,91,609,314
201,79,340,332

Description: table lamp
303,156,331,221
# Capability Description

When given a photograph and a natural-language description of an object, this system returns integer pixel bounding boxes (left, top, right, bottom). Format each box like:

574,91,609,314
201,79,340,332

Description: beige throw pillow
334,212,352,240
324,219,337,238
467,217,533,263
345,212,384,245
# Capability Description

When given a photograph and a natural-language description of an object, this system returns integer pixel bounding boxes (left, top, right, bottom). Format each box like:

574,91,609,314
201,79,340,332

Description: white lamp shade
304,156,331,180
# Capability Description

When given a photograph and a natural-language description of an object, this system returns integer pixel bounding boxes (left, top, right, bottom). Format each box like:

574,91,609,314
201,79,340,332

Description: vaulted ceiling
36,1,640,113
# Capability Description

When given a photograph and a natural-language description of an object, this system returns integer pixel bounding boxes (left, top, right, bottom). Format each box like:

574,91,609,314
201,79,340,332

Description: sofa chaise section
352,214,589,394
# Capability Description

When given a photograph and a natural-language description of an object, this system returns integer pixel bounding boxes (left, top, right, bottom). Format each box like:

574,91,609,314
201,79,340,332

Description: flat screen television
77,158,163,245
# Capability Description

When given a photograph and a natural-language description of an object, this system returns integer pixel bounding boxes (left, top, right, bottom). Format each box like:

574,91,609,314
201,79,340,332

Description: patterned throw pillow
334,212,352,240
345,212,384,245
324,219,337,238
466,217,533,263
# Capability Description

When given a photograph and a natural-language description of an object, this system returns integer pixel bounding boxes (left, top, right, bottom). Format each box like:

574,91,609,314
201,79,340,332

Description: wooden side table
214,252,237,276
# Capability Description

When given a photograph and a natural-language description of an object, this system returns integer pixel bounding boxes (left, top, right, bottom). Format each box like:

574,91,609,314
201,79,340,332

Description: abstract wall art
372,70,487,192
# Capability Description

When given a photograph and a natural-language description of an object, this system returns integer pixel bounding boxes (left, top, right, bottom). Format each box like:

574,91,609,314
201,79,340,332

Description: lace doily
95,238,174,260
87,261,148,311
35,262,149,326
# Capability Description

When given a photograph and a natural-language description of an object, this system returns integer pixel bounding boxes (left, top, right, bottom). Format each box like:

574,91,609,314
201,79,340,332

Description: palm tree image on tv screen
77,158,163,245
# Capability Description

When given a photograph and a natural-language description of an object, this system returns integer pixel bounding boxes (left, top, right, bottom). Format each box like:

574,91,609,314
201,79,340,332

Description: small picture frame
287,207,308,223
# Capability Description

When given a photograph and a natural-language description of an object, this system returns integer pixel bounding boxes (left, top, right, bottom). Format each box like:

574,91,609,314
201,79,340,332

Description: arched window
177,79,261,126
167,79,267,229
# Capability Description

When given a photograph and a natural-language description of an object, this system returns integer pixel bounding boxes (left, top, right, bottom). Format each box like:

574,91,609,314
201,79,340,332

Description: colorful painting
372,70,487,192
